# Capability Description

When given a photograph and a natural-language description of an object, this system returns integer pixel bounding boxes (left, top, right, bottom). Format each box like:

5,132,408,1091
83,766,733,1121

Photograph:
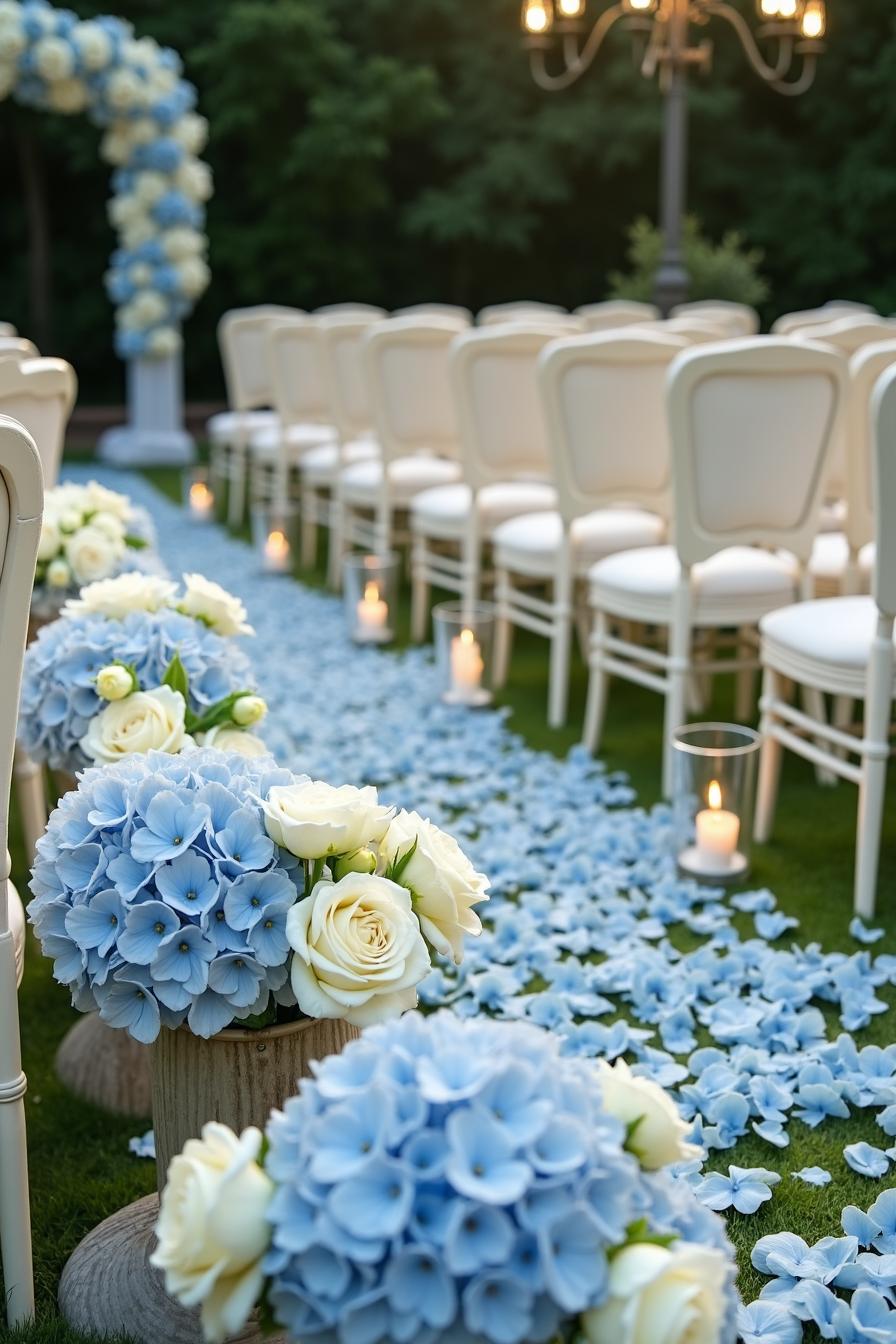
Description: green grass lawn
5,462,895,1342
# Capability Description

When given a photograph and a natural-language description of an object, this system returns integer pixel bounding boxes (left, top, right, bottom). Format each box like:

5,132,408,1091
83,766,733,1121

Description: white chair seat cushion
207,409,278,446
341,455,461,506
492,508,665,579
589,545,798,626
300,438,379,486
250,422,337,458
410,481,557,540
761,596,896,695
803,532,875,584
9,876,25,987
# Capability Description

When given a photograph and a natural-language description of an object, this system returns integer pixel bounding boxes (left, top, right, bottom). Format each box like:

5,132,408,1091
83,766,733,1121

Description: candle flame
190,482,212,505
708,780,722,811
266,529,289,555
460,627,476,646
364,581,380,603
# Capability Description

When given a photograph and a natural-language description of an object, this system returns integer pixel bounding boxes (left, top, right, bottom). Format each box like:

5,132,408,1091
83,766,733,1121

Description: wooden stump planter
55,1014,153,1118
58,1014,361,1344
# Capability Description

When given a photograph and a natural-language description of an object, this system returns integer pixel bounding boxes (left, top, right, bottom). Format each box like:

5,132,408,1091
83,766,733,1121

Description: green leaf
188,689,255,736
162,651,189,703
239,1001,279,1031
386,837,418,887
124,534,149,550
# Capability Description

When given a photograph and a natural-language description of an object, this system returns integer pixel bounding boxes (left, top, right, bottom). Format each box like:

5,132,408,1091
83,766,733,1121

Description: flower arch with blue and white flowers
0,0,211,360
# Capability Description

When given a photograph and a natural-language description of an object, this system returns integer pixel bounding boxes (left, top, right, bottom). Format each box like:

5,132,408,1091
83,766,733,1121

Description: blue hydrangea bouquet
31,479,162,620
28,749,489,1042
20,570,269,771
151,1012,739,1344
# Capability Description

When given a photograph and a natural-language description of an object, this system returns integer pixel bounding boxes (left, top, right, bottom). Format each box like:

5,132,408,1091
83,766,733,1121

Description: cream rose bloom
262,780,391,861
200,725,270,758
287,873,431,1026
231,695,267,727
46,557,72,588
80,686,192,762
380,810,489,964
37,516,61,562
83,481,132,520
582,1243,728,1344
151,1123,273,1344
96,664,135,701
597,1059,699,1170
88,510,127,543
180,573,254,636
64,525,123,585
65,573,177,620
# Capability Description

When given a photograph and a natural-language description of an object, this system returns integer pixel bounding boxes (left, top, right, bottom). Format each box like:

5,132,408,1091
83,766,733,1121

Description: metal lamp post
522,0,827,311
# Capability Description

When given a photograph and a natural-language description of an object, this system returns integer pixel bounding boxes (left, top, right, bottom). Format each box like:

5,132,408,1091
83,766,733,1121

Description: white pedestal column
98,352,195,466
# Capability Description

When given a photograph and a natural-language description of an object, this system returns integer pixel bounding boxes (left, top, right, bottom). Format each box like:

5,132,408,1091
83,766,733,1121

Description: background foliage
0,0,894,400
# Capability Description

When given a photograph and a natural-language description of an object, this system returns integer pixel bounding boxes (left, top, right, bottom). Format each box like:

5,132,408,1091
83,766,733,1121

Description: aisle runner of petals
64,470,896,1341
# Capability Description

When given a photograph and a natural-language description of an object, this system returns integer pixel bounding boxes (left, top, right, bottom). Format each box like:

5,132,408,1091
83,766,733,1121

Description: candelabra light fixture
522,0,826,310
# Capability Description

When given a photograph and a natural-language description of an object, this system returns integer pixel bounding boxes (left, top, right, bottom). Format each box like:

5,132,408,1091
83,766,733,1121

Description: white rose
151,1123,273,1344
134,171,168,208
96,664,135,702
231,695,266,727
106,68,144,111
162,226,205,262
48,78,90,114
73,21,114,71
0,11,24,61
121,218,156,250
597,1059,699,1170
199,726,270,759
262,780,391,861
64,526,123,585
33,35,75,80
379,810,489,964
59,506,84,533
147,326,182,358
179,573,254,636
80,686,192,762
65,573,177,620
46,557,72,589
176,159,213,204
287,874,431,1026
101,129,131,166
37,517,61,562
176,257,211,299
582,1243,728,1344
171,112,209,155
84,481,132,520
88,510,127,542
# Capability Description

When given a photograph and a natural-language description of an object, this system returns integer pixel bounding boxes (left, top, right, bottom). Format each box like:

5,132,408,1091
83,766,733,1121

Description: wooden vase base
58,1194,288,1344
56,1014,152,1118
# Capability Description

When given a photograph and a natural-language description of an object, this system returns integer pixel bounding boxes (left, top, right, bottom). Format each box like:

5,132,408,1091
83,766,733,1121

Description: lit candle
188,480,214,521
694,779,740,873
263,528,291,574
356,580,390,643
450,627,485,704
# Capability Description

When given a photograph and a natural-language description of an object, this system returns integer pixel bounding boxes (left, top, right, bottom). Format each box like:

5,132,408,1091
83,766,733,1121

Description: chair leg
0,870,34,1327
853,616,894,918
493,572,513,689
410,537,430,643
735,626,756,721
14,744,45,868
582,610,610,754
300,486,318,569
327,498,346,590
802,685,837,786
227,445,246,530
548,550,574,729
662,582,693,799
754,666,785,844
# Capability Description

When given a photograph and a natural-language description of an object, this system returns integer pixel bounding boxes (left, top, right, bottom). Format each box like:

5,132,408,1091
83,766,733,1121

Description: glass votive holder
433,601,495,707
183,466,215,523
343,553,398,645
251,504,299,576
671,722,760,883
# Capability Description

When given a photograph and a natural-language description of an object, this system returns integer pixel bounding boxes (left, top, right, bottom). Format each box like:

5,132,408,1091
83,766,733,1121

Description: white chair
0,415,44,1328
491,331,682,727
409,325,563,640
0,338,38,362
584,338,847,795
478,301,570,326
755,362,896,917
333,317,466,576
247,317,337,514
207,305,303,527
637,317,732,344
670,301,760,336
773,303,875,335
0,322,16,337
575,301,660,331
313,303,388,319
790,315,896,353
393,303,472,324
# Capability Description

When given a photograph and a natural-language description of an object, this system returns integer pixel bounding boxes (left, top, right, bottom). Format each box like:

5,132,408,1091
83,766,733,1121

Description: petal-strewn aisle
60,467,896,1322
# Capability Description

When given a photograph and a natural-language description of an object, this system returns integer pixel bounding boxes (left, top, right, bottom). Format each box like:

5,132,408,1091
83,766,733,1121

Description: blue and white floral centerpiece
21,570,268,770
31,479,161,620
28,750,489,1041
151,1012,739,1344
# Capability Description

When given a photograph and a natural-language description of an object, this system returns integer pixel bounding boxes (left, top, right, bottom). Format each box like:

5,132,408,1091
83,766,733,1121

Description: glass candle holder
183,466,215,523
671,723,760,882
433,602,495,707
343,553,398,645
251,504,299,576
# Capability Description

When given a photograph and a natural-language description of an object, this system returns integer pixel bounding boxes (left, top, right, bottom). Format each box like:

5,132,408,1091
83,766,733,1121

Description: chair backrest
871,364,896,618
634,318,730,344
451,324,567,490
576,300,661,331
773,305,876,336
217,306,303,412
313,303,388,319
478,301,568,326
539,330,688,525
844,341,896,553
0,322,16,338
266,318,332,430
392,303,473,325
668,338,847,569
792,314,896,355
670,301,760,337
0,416,43,938
364,316,468,465
0,338,38,362
318,313,385,443
0,359,77,489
